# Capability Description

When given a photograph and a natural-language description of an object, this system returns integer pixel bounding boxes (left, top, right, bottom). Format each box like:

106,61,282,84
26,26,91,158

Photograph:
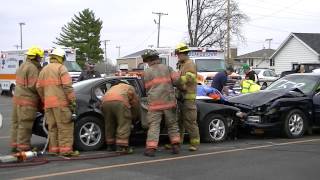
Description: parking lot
1,95,320,180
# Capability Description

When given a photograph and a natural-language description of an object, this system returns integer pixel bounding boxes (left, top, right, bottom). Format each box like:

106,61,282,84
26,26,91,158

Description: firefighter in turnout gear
102,80,139,153
10,46,44,152
142,49,181,157
175,43,200,151
36,48,78,156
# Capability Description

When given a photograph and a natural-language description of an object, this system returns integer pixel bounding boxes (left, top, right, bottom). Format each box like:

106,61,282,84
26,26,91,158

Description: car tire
283,109,307,138
74,116,105,151
200,114,228,143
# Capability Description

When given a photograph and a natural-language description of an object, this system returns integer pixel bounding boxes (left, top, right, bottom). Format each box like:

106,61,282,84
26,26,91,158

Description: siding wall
274,37,319,74
117,57,143,70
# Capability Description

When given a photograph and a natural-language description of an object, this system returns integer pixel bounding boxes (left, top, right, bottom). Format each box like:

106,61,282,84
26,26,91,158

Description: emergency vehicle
0,47,81,96
157,47,226,84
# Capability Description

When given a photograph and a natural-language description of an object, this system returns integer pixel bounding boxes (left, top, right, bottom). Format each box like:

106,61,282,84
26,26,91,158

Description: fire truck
0,47,81,96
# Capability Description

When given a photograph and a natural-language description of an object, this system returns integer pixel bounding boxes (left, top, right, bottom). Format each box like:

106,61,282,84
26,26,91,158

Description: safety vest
241,80,261,94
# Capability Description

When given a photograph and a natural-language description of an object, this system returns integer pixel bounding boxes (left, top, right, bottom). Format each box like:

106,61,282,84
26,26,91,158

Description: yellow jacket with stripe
177,59,197,100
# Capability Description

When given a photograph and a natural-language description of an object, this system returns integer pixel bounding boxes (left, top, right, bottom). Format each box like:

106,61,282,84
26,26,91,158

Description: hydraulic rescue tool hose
0,151,130,168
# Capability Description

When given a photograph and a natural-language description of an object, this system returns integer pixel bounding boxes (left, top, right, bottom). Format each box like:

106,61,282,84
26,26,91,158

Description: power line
247,23,290,33
247,0,303,21
242,0,320,18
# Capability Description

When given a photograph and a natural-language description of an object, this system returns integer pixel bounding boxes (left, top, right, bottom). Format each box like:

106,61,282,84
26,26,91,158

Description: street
1,95,320,180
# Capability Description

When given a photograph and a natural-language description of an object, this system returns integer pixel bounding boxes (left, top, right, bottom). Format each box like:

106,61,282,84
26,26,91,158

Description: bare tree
186,0,248,47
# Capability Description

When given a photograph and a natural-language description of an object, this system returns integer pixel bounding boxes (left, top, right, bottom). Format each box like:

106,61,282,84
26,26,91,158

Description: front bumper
243,114,282,130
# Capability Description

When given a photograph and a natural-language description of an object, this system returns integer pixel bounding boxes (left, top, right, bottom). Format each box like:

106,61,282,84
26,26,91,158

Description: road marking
15,138,320,180
0,136,9,139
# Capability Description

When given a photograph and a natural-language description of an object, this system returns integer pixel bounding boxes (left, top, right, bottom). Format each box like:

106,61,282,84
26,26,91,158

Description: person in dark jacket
211,66,234,95
78,60,101,81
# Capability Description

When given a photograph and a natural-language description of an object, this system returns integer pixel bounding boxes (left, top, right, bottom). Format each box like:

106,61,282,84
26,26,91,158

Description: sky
1,0,320,64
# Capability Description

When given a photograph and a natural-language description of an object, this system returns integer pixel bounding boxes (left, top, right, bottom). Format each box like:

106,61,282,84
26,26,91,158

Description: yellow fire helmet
25,46,44,58
175,42,190,54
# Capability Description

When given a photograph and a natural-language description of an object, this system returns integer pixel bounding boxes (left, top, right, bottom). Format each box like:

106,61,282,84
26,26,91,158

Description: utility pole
152,12,168,48
226,0,232,65
265,38,273,49
19,22,26,50
13,45,20,50
101,40,110,74
116,46,121,58
101,40,110,61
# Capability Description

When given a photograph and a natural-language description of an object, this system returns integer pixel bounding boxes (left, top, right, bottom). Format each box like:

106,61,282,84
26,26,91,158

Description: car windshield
64,61,82,72
254,69,261,74
265,75,318,94
196,59,225,72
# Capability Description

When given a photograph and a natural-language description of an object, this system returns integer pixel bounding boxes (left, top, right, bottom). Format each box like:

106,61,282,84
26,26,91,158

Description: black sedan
33,77,243,151
228,73,320,138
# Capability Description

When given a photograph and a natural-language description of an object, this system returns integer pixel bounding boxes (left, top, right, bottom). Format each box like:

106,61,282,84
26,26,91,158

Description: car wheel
74,116,105,151
200,114,228,143
283,109,307,138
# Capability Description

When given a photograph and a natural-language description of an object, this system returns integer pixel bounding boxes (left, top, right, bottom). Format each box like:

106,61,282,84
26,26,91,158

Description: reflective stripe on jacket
36,60,75,109
102,83,138,108
14,59,41,108
177,59,197,100
144,63,176,111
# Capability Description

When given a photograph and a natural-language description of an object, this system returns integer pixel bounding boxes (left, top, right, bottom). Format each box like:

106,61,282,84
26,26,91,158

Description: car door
313,88,320,125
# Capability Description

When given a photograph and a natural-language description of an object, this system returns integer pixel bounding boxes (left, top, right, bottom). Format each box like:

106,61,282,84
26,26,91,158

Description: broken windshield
266,75,318,94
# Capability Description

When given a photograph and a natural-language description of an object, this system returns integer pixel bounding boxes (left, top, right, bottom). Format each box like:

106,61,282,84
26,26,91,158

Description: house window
269,59,275,66
249,59,254,66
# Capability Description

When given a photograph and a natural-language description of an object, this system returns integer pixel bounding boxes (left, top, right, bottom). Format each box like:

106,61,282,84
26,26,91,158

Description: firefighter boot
60,150,80,157
144,148,156,157
116,146,133,154
106,144,117,152
171,144,180,154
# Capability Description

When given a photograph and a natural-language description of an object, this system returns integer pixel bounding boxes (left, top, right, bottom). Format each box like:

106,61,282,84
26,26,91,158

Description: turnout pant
178,100,200,146
102,101,132,147
45,107,74,153
146,108,180,149
11,105,37,151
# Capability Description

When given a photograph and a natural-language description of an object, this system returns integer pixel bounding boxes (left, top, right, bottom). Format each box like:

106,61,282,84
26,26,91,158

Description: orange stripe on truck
0,74,16,80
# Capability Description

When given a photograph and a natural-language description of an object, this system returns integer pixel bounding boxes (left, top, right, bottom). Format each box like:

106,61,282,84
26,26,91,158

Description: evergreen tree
55,8,104,67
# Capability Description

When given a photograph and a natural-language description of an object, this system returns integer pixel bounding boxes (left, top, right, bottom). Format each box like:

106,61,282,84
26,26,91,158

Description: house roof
236,49,276,59
271,32,320,59
293,33,320,54
118,49,148,59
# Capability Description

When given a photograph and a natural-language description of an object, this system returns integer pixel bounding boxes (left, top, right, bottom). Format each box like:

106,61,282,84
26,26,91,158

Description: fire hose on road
0,150,131,168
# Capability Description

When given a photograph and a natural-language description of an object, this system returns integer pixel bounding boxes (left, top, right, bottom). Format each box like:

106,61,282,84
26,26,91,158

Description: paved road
1,95,320,180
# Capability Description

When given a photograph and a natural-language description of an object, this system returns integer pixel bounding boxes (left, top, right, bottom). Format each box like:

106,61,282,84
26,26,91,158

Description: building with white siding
234,49,276,69
271,33,320,74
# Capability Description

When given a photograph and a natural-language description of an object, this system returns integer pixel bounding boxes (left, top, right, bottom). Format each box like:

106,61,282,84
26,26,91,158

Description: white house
234,48,276,69
271,33,320,74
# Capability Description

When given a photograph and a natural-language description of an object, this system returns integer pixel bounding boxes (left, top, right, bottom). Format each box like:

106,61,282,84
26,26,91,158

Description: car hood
228,88,305,109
